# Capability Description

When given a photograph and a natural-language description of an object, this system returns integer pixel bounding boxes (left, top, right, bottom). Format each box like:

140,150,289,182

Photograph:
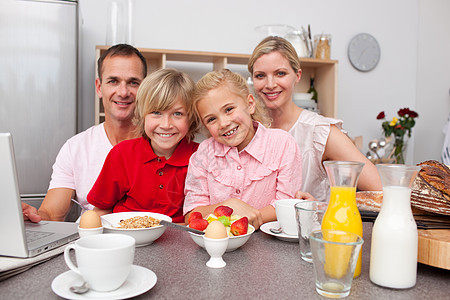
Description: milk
369,186,418,288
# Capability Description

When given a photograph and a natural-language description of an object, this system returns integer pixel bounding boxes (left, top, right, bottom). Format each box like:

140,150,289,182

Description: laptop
0,133,79,258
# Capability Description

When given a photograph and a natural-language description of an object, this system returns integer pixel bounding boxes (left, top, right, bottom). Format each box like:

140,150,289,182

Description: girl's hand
295,191,316,201
222,198,264,230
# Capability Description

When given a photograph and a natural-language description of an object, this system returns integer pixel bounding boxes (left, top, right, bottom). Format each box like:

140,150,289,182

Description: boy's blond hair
134,68,199,142
193,69,270,127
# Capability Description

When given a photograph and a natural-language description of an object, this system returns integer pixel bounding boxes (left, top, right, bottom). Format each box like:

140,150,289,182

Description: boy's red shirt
88,137,198,223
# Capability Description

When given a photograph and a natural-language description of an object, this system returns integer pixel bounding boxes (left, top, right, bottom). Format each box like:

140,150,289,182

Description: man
22,44,147,222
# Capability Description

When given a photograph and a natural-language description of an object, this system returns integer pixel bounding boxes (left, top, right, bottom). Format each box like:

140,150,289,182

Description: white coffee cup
64,233,135,292
275,199,300,235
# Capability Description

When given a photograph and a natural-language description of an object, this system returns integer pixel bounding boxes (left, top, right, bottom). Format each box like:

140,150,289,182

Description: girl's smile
223,126,238,137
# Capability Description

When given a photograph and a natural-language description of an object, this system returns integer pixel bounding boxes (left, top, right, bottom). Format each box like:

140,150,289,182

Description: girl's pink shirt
183,122,302,215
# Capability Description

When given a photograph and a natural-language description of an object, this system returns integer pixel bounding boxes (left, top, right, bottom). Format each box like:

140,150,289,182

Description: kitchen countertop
0,222,449,299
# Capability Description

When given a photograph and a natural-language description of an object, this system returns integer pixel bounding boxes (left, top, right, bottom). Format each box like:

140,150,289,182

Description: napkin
0,242,70,281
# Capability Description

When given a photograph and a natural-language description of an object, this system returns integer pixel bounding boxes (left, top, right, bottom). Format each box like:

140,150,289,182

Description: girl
183,69,302,229
87,68,199,223
248,36,382,201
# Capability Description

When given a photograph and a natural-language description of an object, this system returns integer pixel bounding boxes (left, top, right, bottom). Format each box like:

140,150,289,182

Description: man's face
95,55,145,123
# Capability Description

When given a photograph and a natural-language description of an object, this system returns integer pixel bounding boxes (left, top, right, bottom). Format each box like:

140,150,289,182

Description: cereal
118,216,160,229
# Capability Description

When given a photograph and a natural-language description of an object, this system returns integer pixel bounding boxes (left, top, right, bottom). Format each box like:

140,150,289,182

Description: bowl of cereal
101,212,171,247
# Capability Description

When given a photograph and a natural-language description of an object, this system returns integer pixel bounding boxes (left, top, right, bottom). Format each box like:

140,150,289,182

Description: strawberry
187,211,203,224
230,217,248,236
189,218,209,231
214,205,233,218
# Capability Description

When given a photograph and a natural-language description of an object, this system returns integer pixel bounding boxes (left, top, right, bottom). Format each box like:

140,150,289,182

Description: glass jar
314,34,332,59
370,164,420,289
285,30,309,57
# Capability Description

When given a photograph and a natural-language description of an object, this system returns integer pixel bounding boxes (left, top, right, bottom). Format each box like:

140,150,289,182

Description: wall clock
348,33,381,72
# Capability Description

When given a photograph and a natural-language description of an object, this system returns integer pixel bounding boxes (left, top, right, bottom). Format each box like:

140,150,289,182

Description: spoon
270,227,283,234
70,281,89,294
70,198,89,210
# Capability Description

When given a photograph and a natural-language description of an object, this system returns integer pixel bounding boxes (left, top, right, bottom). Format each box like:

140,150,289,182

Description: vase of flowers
376,108,419,164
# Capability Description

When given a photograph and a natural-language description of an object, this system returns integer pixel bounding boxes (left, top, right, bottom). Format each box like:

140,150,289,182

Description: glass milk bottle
370,164,420,289
321,161,365,277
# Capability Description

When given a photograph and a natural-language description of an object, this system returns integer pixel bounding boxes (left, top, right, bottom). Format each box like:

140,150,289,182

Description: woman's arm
323,125,382,191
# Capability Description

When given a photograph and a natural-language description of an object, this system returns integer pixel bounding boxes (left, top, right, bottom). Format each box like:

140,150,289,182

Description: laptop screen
0,133,79,258
0,133,29,257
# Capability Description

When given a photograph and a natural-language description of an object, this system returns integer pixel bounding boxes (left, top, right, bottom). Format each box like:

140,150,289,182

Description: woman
248,36,382,201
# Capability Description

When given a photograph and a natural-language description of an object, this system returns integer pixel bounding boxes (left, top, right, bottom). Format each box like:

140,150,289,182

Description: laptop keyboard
26,230,55,243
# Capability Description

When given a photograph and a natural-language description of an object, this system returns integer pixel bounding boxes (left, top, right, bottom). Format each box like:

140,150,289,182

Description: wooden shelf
95,46,338,124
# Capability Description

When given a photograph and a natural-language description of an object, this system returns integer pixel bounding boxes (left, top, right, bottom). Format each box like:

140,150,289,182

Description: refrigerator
0,0,78,209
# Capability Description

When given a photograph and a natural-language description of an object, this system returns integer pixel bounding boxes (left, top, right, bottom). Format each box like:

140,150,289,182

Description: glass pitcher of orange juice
321,161,364,278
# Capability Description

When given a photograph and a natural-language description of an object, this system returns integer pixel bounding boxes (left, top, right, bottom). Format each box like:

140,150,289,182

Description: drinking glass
310,229,363,298
295,200,327,262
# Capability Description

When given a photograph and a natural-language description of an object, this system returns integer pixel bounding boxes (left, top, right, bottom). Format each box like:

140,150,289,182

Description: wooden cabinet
94,46,338,124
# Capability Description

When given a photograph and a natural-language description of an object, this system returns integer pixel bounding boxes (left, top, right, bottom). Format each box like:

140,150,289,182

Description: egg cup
203,236,229,268
78,226,103,238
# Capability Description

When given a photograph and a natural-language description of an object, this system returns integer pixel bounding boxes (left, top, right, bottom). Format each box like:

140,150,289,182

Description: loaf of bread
411,160,450,216
356,191,383,212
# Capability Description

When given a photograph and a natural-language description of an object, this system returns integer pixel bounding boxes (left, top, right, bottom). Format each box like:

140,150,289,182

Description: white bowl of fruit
187,205,255,252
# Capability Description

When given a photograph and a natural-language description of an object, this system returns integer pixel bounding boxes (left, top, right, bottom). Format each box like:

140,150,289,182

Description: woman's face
252,51,301,111
197,84,256,151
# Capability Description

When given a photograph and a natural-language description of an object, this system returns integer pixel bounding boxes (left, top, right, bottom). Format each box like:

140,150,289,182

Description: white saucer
51,265,157,299
260,221,299,242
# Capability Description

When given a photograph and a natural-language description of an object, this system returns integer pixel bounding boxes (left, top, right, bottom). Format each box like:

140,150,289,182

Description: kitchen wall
415,0,450,163
78,0,450,164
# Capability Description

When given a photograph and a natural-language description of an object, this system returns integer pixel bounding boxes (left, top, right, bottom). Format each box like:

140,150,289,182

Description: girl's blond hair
193,69,270,127
134,68,199,142
248,36,301,75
